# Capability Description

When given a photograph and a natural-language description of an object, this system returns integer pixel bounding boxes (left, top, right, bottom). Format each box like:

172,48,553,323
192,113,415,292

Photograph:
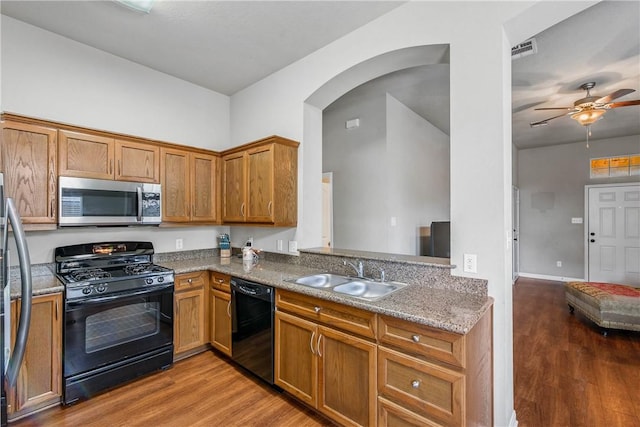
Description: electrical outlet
288,241,298,253
463,254,477,273
246,237,253,247
277,239,283,251
176,238,183,250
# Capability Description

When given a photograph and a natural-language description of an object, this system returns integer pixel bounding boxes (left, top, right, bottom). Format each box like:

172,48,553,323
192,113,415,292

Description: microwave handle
136,187,143,222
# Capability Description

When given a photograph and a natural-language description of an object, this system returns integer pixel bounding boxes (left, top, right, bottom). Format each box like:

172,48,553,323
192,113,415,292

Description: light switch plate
288,241,298,253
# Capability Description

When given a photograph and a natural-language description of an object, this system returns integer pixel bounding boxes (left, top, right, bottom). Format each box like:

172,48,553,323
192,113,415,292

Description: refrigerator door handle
4,198,32,388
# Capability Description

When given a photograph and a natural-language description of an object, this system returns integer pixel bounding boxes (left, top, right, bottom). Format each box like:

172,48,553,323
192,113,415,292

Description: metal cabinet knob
314,306,321,313
412,380,420,389
412,335,420,343
187,278,193,283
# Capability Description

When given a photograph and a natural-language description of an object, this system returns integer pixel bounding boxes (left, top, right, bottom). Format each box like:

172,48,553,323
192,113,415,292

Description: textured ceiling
1,1,638,149
0,0,404,95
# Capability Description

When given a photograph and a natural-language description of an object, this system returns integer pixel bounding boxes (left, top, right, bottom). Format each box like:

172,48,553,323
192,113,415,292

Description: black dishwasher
230,277,275,384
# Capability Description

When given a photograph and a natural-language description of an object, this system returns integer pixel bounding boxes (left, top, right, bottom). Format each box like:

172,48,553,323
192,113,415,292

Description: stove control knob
97,284,107,293
146,278,154,285
158,276,164,283
82,287,92,295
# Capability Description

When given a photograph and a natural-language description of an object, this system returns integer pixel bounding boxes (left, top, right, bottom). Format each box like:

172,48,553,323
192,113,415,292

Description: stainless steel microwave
58,176,161,226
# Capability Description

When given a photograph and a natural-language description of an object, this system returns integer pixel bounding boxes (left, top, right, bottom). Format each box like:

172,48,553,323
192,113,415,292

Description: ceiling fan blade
529,112,571,127
595,88,635,104
607,99,640,108
534,107,573,111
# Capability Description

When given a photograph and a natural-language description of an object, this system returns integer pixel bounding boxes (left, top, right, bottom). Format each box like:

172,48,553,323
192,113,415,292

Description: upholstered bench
565,281,640,335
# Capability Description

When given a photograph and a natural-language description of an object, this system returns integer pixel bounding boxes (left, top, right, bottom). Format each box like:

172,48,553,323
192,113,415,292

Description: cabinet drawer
378,346,463,426
175,271,207,291
378,397,443,427
276,290,376,339
378,315,464,368
210,271,231,292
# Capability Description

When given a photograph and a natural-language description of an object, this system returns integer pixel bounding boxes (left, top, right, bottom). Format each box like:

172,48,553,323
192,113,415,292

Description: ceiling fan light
571,109,605,126
114,0,155,13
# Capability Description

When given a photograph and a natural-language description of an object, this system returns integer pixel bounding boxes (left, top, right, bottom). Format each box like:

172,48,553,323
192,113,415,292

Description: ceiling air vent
511,38,538,60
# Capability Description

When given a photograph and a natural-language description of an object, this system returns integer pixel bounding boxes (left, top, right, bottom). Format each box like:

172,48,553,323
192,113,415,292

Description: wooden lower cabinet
174,272,209,358
275,303,377,426
8,293,62,420
377,311,493,426
209,272,232,357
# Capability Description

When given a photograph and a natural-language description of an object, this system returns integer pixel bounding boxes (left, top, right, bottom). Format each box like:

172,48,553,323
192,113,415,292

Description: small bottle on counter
218,233,231,258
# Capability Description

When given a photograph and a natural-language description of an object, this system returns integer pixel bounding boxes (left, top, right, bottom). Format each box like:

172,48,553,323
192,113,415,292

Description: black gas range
56,241,174,301
55,241,174,405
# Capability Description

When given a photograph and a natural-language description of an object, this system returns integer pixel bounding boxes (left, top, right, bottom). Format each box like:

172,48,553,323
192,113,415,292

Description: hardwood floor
514,277,640,427
11,351,333,427
11,278,639,426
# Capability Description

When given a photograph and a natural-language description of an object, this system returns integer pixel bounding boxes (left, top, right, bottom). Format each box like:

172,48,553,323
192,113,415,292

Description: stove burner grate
71,268,112,282
123,263,155,275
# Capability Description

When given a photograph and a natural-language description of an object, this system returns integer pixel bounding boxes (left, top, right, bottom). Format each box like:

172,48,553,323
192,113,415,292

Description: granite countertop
9,264,63,298
158,256,492,334
10,255,493,335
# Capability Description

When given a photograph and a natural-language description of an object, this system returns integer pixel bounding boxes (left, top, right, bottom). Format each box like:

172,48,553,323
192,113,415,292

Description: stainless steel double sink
291,273,408,301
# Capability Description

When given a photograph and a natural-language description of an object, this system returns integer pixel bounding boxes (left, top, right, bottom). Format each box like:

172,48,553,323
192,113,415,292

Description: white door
587,184,640,285
512,186,520,283
322,173,333,248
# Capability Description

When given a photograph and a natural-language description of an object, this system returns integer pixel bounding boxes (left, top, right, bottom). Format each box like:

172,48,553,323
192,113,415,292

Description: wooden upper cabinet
59,130,160,183
222,151,246,223
115,139,159,183
161,147,190,222
221,136,298,226
246,145,274,222
191,152,218,222
0,121,57,224
58,130,114,180
161,147,219,223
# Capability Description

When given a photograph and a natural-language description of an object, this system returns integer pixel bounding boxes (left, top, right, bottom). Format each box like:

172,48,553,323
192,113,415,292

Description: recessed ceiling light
115,0,155,14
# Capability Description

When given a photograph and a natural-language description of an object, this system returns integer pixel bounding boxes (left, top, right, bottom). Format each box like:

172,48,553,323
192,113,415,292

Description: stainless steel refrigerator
0,172,33,426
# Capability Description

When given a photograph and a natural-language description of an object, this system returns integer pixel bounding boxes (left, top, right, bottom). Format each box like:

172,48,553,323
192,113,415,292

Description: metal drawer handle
412,335,420,343
317,334,323,357
310,331,316,355
314,306,321,313
412,380,420,389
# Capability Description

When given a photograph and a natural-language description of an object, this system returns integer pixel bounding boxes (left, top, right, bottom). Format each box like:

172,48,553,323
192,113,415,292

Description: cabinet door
161,147,190,222
222,152,246,222
9,293,62,418
174,288,206,355
246,144,274,222
1,121,57,224
58,130,114,179
318,325,377,427
209,288,232,356
274,311,318,408
115,139,159,183
191,152,218,222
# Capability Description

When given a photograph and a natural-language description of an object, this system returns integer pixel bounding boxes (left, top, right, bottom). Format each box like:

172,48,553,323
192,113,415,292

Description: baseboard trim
518,272,584,283
509,409,518,427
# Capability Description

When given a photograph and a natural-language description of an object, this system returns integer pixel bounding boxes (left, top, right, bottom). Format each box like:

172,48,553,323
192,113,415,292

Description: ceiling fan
529,82,640,146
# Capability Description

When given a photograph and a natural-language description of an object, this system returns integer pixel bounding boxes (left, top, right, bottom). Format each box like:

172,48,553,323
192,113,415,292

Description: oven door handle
66,284,174,307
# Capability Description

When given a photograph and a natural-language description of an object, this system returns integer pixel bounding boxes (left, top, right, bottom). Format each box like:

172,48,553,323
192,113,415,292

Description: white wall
1,16,232,263
230,2,596,425
1,16,230,150
387,94,450,255
518,134,640,279
323,86,387,252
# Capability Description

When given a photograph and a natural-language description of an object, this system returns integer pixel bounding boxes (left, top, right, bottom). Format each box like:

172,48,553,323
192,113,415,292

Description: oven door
64,284,173,379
